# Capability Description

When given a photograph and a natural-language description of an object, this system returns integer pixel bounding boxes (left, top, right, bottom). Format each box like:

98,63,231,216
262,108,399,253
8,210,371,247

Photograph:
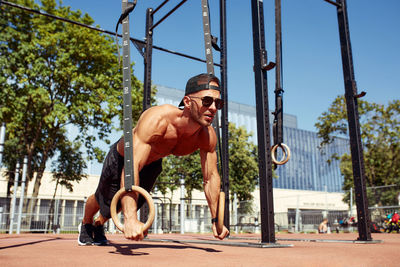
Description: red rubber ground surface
1,233,399,266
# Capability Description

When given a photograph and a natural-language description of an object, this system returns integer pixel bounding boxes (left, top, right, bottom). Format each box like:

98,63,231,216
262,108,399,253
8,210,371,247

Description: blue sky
61,0,399,132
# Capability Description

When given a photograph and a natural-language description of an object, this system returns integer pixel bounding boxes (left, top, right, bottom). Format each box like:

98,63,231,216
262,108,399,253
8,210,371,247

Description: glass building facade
156,85,349,193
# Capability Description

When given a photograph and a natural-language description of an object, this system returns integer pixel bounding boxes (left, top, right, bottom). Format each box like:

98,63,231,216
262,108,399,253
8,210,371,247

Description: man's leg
79,194,109,246
82,194,100,225
83,194,109,245
78,194,98,245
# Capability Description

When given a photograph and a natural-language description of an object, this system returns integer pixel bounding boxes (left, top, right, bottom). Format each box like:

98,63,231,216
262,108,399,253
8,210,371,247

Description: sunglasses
189,96,224,110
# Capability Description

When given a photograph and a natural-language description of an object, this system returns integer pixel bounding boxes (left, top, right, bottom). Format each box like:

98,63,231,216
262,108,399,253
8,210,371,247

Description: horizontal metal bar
229,236,383,244
149,42,222,67
150,0,188,31
323,0,341,8
277,238,382,244
2,0,118,36
3,1,220,67
145,238,293,248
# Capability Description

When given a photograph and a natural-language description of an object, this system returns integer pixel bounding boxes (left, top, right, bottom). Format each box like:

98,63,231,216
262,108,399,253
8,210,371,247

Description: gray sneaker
93,224,108,246
78,223,95,246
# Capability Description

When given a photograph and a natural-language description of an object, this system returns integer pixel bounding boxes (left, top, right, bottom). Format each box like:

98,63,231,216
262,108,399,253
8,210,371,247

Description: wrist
211,217,218,224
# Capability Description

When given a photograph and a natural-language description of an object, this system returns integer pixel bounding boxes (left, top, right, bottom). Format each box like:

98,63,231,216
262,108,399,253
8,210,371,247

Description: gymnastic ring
271,143,291,165
110,186,155,233
216,191,225,235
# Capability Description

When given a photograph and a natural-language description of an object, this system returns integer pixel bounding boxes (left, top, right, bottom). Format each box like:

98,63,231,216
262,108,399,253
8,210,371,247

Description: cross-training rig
116,0,374,246
2,0,376,246
250,0,373,243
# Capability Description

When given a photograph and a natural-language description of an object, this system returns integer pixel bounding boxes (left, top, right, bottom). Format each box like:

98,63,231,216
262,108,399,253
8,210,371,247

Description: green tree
315,96,400,206
228,123,259,200
0,0,144,205
158,151,202,200
47,138,87,232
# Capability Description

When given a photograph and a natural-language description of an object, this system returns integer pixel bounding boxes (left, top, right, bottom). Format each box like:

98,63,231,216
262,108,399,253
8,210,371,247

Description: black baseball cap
178,73,221,107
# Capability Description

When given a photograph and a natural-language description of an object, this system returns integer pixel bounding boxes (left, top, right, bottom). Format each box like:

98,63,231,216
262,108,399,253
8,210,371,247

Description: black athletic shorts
94,140,162,219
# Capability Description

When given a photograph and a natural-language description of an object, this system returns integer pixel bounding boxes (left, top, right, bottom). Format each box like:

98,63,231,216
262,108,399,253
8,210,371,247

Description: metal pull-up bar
150,0,188,31
1,1,220,68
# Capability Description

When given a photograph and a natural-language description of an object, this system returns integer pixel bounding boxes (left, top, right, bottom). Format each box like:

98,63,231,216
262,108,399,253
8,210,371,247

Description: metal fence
1,196,398,235
0,196,217,234
1,197,86,234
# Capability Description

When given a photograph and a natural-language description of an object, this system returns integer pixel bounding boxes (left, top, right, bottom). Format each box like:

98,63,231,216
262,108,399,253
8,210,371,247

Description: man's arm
200,146,229,240
200,149,220,219
119,139,152,241
119,107,167,240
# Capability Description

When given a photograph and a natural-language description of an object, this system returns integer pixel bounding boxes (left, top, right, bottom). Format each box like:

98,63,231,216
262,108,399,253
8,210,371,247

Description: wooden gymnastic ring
216,191,225,235
110,186,155,233
271,143,291,165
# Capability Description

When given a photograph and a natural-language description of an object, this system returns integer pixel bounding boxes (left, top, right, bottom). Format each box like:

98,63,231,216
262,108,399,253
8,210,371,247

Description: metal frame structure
121,0,135,192
334,0,371,241
250,0,372,243
145,237,293,248
136,0,230,230
3,0,374,245
251,0,276,244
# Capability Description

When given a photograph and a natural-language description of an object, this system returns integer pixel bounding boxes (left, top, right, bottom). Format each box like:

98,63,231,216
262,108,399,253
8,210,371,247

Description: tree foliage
227,123,259,201
157,151,202,200
315,96,400,206
51,139,87,192
0,0,144,199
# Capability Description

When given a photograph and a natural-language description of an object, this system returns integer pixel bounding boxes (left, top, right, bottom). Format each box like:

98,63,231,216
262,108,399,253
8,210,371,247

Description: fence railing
2,196,398,234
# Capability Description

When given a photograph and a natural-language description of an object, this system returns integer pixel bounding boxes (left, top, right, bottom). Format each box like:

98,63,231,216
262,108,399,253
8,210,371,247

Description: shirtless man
78,73,230,245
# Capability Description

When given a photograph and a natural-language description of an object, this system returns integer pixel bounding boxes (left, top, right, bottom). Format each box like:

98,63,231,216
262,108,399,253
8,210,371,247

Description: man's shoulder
144,104,180,117
141,104,180,120
197,125,217,151
153,104,179,111
137,104,182,135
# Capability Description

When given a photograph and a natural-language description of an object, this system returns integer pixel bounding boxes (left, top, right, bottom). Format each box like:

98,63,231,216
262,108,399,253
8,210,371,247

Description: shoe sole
93,241,108,246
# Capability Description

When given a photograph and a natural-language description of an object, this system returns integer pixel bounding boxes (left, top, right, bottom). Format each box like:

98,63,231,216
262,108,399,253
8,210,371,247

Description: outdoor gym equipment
216,192,225,235
110,185,155,232
110,0,155,233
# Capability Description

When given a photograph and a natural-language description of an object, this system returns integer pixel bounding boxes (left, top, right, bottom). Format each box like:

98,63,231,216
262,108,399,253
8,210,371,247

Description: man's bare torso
117,104,216,165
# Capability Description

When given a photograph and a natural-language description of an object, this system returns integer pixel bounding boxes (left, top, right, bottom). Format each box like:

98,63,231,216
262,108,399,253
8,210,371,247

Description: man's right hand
123,218,146,241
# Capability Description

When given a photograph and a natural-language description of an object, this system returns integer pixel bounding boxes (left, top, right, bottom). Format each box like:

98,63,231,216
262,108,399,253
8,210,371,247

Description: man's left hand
212,224,229,240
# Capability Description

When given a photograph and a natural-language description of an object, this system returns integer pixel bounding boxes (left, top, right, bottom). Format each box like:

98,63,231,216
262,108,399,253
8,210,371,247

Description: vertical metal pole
180,178,185,234
295,195,299,232
325,184,328,216
336,0,371,241
0,122,5,168
122,0,134,192
16,156,27,234
154,202,158,234
233,192,238,233
201,0,227,233
54,199,59,233
349,187,353,216
250,0,276,243
139,7,154,224
0,207,3,231
201,0,214,75
9,162,20,234
219,0,230,233
273,0,284,146
143,8,154,111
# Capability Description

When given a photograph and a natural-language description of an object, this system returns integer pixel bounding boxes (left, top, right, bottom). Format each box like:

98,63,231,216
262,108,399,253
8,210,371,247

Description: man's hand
123,217,147,241
212,223,229,240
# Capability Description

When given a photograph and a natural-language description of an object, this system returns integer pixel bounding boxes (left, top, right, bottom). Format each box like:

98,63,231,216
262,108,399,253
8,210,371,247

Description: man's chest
150,137,200,157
